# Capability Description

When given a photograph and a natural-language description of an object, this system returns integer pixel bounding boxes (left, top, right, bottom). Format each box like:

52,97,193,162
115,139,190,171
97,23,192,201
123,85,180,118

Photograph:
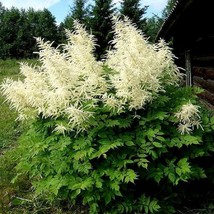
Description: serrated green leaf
138,158,149,169
182,135,200,146
210,117,214,125
104,191,114,205
175,167,182,176
149,200,160,213
145,206,149,213
125,141,135,146
110,182,120,191
148,168,164,183
139,120,146,125
156,136,165,142
168,172,176,184
177,158,191,174
124,169,137,183
90,203,99,214
155,112,168,120
138,153,148,158
106,119,120,127
177,158,188,167
153,142,163,148
96,181,102,188
147,129,156,138
151,151,158,159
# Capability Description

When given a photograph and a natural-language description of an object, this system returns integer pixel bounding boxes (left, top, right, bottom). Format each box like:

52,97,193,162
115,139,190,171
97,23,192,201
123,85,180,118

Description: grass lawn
0,59,38,213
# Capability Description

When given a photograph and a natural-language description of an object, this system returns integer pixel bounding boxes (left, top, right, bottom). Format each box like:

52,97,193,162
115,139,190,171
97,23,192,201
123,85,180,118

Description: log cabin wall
193,67,214,106
191,35,214,107
157,0,214,108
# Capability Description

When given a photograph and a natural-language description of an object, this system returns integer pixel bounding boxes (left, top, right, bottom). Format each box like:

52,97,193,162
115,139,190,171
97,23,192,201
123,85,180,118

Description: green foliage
0,58,85,212
0,2,5,16
0,147,30,213
0,59,31,211
162,0,177,20
69,0,88,22
120,0,148,31
0,147,87,213
0,91,18,149
59,0,90,44
144,0,177,43
145,15,163,43
27,8,58,48
90,0,116,59
0,15,213,213
15,85,214,213
0,6,58,59
62,0,89,30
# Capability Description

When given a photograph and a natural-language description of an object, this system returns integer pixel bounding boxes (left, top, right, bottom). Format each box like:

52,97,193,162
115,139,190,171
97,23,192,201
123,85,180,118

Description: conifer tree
120,0,148,31
0,7,23,58
63,0,88,30
144,0,176,43
0,2,5,15
162,0,177,19
90,0,116,59
0,2,5,57
59,0,89,44
145,15,163,43
0,7,58,58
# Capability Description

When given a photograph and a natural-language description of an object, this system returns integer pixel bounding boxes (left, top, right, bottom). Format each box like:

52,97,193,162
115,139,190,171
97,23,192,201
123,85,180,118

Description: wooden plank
198,89,214,106
194,81,214,106
193,67,214,80
199,99,214,112
193,76,214,93
193,60,214,68
185,50,192,86
193,56,214,61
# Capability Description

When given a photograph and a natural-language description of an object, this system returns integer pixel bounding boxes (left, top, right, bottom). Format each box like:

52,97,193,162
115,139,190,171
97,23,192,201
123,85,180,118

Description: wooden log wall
193,66,214,106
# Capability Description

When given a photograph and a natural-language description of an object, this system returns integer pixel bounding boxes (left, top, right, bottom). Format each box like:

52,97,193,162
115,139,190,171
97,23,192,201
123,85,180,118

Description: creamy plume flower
1,17,186,133
177,123,192,135
53,123,68,135
106,17,182,110
1,22,107,132
66,106,93,131
175,102,203,134
102,93,125,113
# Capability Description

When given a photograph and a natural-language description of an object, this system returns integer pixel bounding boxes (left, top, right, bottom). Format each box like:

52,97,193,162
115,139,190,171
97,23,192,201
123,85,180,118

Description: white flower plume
106,17,181,110
175,102,203,135
1,22,107,131
1,17,183,133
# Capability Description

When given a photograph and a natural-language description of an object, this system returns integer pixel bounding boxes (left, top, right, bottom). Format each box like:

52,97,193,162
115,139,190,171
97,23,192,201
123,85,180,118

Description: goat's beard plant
1,18,214,213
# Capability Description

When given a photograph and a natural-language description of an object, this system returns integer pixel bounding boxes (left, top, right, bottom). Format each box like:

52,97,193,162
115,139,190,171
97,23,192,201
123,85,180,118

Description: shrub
1,18,214,213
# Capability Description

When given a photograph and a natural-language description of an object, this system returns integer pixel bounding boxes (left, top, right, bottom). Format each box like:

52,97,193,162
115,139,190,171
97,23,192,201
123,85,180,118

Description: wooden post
185,50,192,86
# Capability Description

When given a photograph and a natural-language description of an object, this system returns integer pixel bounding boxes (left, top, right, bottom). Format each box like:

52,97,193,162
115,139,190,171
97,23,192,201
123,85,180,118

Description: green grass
0,59,37,213
0,59,39,76
0,94,18,150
